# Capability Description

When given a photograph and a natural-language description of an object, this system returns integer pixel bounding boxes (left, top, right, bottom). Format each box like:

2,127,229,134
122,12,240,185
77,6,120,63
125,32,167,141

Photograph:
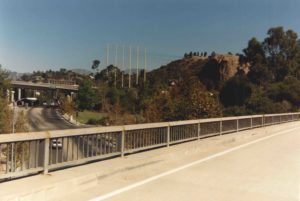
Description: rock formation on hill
149,54,249,90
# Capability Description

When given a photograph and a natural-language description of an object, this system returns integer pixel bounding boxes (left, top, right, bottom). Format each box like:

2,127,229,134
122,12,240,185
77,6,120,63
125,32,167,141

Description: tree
186,81,221,118
144,91,174,122
95,65,121,86
91,60,100,72
243,85,291,114
243,27,300,85
0,66,29,134
0,65,10,97
267,76,300,107
77,79,96,110
211,51,216,57
0,97,12,133
244,38,266,64
95,80,110,112
220,74,253,107
0,66,12,133
262,27,300,81
60,96,75,115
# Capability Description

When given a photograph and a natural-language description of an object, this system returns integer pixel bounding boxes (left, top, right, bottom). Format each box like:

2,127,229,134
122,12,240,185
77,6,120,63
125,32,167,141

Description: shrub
87,116,110,126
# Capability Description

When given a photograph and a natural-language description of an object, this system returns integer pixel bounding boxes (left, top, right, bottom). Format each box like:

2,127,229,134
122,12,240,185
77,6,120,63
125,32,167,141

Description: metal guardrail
0,112,299,181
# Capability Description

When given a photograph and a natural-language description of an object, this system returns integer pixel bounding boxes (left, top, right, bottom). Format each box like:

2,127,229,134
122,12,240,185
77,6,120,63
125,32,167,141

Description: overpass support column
11,90,15,103
6,89,10,102
18,88,21,101
70,92,74,101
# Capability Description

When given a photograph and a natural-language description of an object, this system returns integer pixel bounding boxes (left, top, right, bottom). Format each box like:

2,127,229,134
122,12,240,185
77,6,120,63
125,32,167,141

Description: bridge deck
0,121,299,201
11,80,78,91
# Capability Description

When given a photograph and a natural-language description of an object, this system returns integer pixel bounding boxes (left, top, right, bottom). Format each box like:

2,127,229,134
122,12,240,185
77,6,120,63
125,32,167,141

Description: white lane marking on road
90,126,300,201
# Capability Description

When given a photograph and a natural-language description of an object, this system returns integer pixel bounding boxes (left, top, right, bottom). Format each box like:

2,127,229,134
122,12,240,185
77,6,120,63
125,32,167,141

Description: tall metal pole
106,44,109,79
122,45,125,88
144,48,147,83
129,46,132,88
114,45,118,87
136,46,139,85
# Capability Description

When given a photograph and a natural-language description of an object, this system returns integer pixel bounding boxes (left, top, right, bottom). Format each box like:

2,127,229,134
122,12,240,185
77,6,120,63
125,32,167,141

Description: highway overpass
7,80,78,103
11,80,78,92
0,113,299,201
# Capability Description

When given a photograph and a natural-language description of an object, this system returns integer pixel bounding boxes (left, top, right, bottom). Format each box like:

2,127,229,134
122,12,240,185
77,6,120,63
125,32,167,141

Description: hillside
148,54,248,90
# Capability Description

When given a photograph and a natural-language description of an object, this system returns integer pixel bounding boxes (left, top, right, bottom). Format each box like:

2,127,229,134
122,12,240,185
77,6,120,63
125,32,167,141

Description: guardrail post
43,138,50,174
121,128,125,157
262,115,265,127
236,118,239,132
219,119,223,135
279,115,282,123
197,122,201,140
250,117,253,128
167,124,170,147
11,143,15,172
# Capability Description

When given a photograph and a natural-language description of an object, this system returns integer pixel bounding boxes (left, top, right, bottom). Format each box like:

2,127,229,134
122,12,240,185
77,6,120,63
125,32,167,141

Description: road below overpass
26,107,76,131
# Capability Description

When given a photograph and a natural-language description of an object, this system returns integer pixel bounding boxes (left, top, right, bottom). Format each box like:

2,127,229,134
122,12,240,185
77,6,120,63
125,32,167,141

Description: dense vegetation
221,27,300,115
68,27,298,125
0,66,28,134
70,27,300,125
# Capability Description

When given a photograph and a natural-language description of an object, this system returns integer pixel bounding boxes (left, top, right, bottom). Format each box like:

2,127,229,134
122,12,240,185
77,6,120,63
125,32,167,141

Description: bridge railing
0,112,299,181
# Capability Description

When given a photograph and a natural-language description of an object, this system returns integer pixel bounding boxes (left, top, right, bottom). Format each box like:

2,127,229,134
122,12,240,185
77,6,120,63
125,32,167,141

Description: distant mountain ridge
8,68,92,80
70,68,92,75
8,71,25,80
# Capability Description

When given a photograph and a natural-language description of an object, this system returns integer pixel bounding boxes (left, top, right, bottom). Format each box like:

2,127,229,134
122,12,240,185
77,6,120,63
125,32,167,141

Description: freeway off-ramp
1,121,300,201
25,107,77,131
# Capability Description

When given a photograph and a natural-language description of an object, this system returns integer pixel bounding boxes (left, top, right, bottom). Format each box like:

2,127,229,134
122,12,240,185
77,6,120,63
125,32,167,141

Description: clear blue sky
0,0,299,73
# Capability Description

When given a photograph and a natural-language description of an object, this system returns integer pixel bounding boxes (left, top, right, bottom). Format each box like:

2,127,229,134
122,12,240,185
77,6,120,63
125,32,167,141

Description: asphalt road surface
69,125,300,201
26,107,76,131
